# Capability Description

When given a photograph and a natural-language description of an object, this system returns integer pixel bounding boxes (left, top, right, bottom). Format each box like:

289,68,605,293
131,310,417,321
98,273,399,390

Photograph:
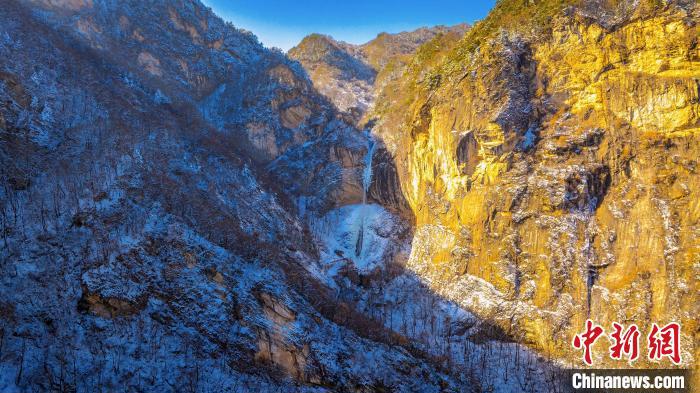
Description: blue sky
201,0,496,51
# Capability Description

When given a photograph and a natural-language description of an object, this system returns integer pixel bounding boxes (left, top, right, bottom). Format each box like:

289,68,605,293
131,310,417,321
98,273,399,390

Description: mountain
1,0,698,391
288,25,469,117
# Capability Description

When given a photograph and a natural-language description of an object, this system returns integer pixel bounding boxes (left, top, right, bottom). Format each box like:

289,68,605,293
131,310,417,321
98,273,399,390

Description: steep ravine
1,0,698,391
294,0,700,374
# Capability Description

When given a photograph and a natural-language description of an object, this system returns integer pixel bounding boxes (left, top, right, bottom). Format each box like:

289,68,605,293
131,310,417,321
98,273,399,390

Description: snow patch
311,204,397,273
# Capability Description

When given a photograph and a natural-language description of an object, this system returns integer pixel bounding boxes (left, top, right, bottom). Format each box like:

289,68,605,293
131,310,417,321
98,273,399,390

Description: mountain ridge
1,0,697,391
288,24,469,116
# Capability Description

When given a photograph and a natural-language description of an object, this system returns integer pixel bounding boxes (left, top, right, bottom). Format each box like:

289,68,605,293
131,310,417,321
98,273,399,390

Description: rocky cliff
364,0,699,369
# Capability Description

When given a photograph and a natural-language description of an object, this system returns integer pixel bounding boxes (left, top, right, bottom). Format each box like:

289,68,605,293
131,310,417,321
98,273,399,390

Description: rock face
367,0,699,368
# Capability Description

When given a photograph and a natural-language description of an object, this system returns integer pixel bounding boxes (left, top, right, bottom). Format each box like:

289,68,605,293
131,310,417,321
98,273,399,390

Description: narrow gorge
0,0,697,392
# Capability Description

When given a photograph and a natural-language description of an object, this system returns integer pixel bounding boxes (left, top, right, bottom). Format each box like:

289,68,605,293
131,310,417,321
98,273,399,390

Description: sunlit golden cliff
368,0,699,368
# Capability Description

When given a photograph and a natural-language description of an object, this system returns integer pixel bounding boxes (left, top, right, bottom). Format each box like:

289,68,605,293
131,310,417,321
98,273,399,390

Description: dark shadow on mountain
367,147,414,224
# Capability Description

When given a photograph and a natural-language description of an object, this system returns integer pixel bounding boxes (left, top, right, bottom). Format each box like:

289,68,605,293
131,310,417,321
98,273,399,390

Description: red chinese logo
572,319,604,365
648,322,681,364
573,321,682,365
